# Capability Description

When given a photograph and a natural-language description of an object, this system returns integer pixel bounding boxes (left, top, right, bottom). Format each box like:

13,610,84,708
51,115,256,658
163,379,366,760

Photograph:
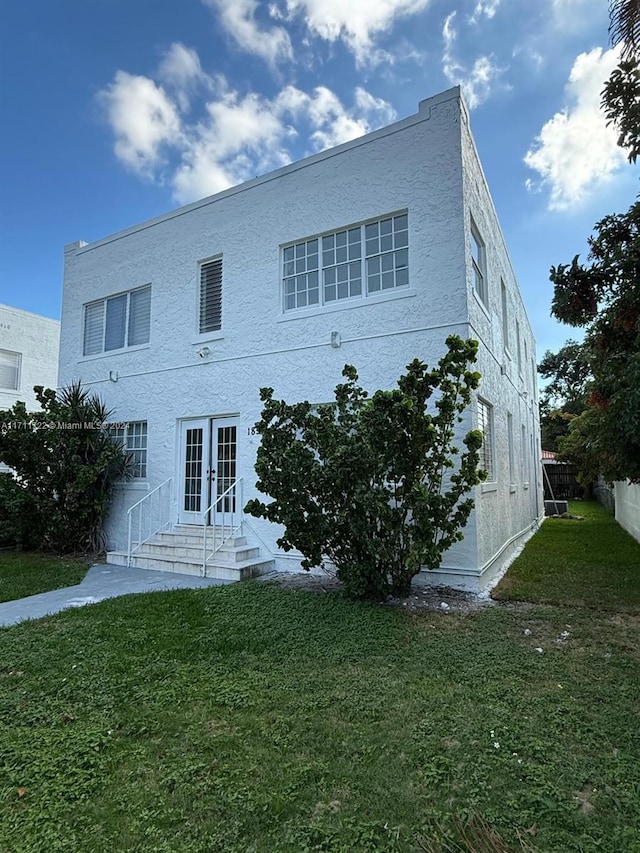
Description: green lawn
1,583,639,853
492,500,640,610
0,552,89,603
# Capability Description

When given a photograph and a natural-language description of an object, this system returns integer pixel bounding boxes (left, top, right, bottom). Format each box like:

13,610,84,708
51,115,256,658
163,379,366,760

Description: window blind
0,349,21,390
199,259,222,334
128,286,151,346
83,302,104,356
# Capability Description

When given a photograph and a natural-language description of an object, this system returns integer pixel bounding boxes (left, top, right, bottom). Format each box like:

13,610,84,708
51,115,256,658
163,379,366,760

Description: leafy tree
549,201,640,482
602,0,640,163
537,340,590,452
0,382,131,552
245,336,485,601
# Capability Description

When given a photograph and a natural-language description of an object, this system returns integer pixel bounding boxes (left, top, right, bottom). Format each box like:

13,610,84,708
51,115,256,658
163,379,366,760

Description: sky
0,0,637,359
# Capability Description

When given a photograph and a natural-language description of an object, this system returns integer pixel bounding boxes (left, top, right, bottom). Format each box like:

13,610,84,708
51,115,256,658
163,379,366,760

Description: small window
199,257,223,333
521,424,528,483
477,398,494,481
0,349,21,391
471,219,487,306
516,319,522,374
507,412,515,486
83,286,151,356
501,280,509,353
110,421,148,478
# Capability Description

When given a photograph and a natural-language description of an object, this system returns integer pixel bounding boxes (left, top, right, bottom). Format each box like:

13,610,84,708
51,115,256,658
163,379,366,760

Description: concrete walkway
0,563,232,628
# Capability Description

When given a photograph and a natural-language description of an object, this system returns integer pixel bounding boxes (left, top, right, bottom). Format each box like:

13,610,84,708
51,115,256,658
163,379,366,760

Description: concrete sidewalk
0,563,232,628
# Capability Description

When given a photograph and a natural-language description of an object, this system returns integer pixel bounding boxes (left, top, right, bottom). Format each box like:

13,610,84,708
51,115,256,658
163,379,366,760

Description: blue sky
0,0,637,358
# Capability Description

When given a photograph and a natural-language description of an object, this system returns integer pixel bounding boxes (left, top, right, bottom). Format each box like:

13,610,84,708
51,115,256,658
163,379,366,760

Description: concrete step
143,541,261,563
106,550,273,581
155,530,248,548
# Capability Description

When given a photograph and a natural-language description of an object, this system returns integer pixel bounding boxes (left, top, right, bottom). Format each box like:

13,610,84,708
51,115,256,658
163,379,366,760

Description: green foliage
0,382,131,553
245,336,485,600
549,201,640,482
602,58,640,164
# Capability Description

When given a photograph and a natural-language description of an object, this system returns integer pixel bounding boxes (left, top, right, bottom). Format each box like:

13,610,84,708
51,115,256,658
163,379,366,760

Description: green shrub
245,335,485,600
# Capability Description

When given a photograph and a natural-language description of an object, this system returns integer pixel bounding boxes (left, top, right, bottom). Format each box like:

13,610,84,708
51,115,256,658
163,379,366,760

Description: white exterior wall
459,104,543,586
614,480,640,543
59,87,539,590
0,304,60,412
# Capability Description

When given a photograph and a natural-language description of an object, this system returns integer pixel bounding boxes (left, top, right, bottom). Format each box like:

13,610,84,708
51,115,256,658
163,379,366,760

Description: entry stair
106,524,274,581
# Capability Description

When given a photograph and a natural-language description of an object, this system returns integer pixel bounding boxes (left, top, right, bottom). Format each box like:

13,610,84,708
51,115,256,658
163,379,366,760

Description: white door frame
177,417,239,525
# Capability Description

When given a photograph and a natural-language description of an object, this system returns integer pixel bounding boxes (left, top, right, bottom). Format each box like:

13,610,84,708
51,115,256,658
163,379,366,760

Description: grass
491,500,640,610
0,552,89,604
1,582,639,853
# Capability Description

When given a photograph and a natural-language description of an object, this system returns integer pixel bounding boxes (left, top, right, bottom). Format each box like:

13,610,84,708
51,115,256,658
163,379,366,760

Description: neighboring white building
0,304,60,412
59,86,543,591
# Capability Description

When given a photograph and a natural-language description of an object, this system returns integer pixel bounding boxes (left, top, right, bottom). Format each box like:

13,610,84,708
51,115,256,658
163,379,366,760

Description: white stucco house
59,86,543,591
0,304,60,413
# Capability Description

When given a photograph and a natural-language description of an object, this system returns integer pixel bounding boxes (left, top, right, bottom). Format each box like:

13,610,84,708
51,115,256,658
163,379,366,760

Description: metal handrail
127,477,173,567
202,477,243,576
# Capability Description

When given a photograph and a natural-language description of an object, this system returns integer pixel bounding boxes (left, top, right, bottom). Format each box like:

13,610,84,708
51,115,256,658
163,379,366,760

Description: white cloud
470,0,501,24
549,0,608,33
158,43,210,111
253,0,431,66
100,46,396,204
524,45,627,210
276,84,397,149
203,0,292,65
98,71,182,176
442,12,503,108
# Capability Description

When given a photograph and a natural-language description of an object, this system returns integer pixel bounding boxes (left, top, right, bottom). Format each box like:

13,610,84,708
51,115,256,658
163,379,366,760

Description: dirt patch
256,570,497,614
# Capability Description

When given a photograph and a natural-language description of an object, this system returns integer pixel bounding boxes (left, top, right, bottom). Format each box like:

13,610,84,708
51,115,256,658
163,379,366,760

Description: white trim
277,287,416,322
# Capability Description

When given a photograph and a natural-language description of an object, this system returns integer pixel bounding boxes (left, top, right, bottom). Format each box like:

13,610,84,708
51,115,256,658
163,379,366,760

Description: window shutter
128,285,151,346
200,259,222,334
83,302,104,356
0,349,21,390
105,293,127,351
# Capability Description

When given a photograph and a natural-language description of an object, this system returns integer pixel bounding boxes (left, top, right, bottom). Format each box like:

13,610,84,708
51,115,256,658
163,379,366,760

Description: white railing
202,477,243,576
127,478,173,567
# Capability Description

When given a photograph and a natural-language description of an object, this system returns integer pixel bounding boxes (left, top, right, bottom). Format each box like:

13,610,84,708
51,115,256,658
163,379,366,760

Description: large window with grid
477,398,494,481
83,285,151,356
282,213,409,312
110,421,148,478
0,349,21,390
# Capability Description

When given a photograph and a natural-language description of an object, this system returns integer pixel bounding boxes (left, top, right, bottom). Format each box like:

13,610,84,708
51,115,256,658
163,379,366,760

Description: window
83,285,151,356
501,280,509,353
199,257,222,334
110,421,147,478
477,398,494,480
282,213,409,311
521,424,528,483
507,412,515,486
516,319,522,374
0,349,21,390
471,219,487,305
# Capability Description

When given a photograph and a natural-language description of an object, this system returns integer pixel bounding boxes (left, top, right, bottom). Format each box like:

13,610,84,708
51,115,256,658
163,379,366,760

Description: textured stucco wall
460,104,543,584
615,480,640,543
0,304,60,411
59,86,539,588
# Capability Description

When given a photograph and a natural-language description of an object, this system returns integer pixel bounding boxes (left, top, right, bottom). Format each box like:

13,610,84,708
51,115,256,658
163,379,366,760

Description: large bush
245,336,485,601
0,382,131,553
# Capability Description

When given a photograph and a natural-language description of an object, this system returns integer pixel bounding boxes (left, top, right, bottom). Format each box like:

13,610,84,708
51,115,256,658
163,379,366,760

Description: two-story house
59,86,543,591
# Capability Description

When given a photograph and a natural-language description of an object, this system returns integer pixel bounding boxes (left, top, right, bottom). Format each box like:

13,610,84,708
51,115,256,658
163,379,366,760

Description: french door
178,417,238,524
